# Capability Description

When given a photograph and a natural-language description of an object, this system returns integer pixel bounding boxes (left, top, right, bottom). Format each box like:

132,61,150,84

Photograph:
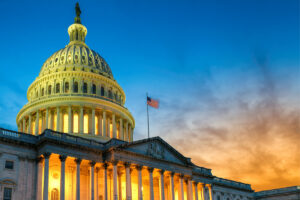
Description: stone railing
255,186,300,197
193,165,213,177
214,177,252,191
41,129,105,148
0,127,37,144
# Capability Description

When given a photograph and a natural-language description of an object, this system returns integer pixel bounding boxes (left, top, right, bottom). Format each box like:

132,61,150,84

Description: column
35,111,39,135
36,157,43,200
45,108,49,129
79,106,83,133
68,106,72,133
103,163,108,200
130,127,134,142
125,163,132,200
199,183,205,200
125,122,129,141
22,118,26,133
28,114,32,134
194,182,198,200
60,155,67,200
148,168,154,200
57,107,60,131
128,124,131,141
92,108,95,135
43,153,51,200
49,111,53,130
119,118,123,140
159,170,165,200
188,178,193,200
75,158,82,200
206,184,213,200
96,167,100,200
112,114,116,138
102,111,106,137
179,175,184,200
118,171,123,200
169,172,175,200
112,161,118,200
90,161,96,200
137,165,143,200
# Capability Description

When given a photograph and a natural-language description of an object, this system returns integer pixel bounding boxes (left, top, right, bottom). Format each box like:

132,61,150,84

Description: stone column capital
124,162,131,168
168,171,175,177
158,169,165,175
206,184,212,188
179,174,185,179
136,165,143,171
198,183,205,188
59,155,67,162
36,156,44,163
75,158,82,164
103,163,109,169
89,161,96,167
43,152,51,159
147,167,154,173
111,160,119,166
193,181,198,186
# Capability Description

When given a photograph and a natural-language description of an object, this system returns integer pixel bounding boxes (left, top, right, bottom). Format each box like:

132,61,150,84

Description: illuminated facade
0,3,297,200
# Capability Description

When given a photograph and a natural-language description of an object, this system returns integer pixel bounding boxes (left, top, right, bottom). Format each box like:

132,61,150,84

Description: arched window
101,86,105,96
51,188,59,200
83,82,88,93
73,113,79,133
108,90,112,99
92,84,96,94
56,83,60,93
41,88,44,96
74,82,78,93
65,82,69,93
48,85,52,95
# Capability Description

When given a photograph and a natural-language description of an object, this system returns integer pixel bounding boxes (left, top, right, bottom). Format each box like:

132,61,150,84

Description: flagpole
146,93,150,138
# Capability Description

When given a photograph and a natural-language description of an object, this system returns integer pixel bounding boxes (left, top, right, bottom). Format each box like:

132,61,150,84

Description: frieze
146,142,165,159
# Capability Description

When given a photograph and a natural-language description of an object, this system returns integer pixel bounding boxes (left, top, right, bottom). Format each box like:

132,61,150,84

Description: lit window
110,123,113,137
95,116,98,135
84,114,89,134
5,161,14,170
39,118,42,134
63,113,68,133
73,113,79,133
32,121,35,134
53,114,57,131
3,187,12,200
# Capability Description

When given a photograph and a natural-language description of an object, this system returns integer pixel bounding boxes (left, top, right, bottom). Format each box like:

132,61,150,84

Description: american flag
147,96,159,109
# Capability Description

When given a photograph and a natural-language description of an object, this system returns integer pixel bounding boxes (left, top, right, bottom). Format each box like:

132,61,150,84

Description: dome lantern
68,3,87,45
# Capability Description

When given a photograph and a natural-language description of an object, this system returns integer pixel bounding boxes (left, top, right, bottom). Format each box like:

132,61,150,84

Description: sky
0,0,299,191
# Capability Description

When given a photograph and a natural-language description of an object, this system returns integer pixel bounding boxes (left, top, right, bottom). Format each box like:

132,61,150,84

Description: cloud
145,54,300,190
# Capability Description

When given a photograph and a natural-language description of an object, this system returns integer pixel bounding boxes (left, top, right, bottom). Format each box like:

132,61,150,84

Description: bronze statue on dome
75,2,81,24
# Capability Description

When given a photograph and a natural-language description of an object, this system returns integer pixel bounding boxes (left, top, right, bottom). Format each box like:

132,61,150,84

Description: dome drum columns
17,105,134,142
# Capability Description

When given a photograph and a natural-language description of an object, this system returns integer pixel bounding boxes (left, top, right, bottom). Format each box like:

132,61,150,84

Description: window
65,82,69,93
48,85,52,95
56,83,60,93
101,86,105,96
41,88,44,96
217,196,221,200
3,188,12,200
74,82,78,93
84,114,89,134
5,161,14,170
83,82,88,93
92,84,96,94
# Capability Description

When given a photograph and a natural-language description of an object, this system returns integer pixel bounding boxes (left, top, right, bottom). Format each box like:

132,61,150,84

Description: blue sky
0,0,299,189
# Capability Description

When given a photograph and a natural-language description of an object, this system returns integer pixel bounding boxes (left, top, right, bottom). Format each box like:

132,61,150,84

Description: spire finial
75,2,81,24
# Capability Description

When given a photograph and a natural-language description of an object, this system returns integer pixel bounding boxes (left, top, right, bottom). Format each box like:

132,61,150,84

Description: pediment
118,137,191,165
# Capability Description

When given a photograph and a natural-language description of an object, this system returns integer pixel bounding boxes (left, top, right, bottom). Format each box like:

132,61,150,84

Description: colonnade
18,106,134,142
37,153,213,200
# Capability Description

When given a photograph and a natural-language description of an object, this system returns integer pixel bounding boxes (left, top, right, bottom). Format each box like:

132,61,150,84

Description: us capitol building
0,4,298,200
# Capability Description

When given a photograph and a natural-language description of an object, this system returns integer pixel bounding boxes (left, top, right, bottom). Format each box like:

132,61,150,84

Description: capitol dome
16,5,135,142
